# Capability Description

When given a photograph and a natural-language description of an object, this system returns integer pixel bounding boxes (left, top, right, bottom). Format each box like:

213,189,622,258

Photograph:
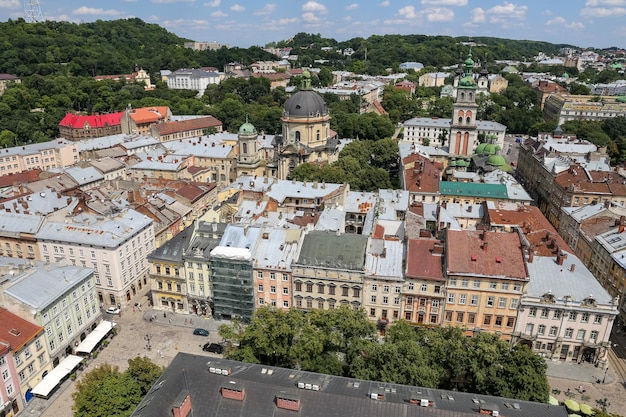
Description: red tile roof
175,184,209,203
446,230,528,279
0,168,42,188
403,153,442,193
155,116,222,135
487,204,573,256
406,238,445,281
59,112,123,129
555,165,626,197
129,106,170,124
0,307,43,351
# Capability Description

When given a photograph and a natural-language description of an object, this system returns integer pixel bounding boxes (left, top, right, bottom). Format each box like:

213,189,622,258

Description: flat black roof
131,353,568,417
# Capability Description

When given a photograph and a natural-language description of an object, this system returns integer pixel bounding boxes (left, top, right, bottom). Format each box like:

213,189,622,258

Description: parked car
202,343,224,354
106,307,120,315
193,328,209,336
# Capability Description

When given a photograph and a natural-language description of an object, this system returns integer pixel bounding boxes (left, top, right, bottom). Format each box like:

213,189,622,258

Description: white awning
31,355,84,398
75,320,115,354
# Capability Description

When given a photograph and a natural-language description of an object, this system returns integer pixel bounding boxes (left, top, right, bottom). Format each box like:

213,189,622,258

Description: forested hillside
0,18,275,77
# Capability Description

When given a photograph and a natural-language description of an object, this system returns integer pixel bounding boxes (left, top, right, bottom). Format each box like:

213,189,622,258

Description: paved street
25,293,229,417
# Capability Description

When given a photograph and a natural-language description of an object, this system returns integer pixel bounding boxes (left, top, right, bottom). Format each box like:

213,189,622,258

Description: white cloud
546,16,565,25
211,10,228,17
0,0,20,9
487,2,527,22
302,12,319,22
302,1,327,13
541,9,552,15
230,4,245,12
421,0,467,6
254,3,277,15
379,0,390,6
346,3,359,11
278,17,299,24
581,6,626,16
422,7,454,22
469,8,485,23
73,7,124,16
585,0,626,5
204,0,220,6
565,21,585,29
397,5,417,19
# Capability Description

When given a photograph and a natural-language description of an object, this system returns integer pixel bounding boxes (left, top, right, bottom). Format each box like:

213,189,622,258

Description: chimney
433,242,444,254
172,393,192,417
556,251,567,266
570,263,576,272
482,241,488,251
620,224,625,234
528,252,534,263
276,395,301,412
221,385,245,401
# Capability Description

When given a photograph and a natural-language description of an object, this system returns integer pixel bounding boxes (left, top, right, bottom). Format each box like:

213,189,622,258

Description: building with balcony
403,239,446,326
292,231,368,312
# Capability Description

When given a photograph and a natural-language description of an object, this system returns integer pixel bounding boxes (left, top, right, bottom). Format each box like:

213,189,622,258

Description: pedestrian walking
169,318,172,324
164,312,167,318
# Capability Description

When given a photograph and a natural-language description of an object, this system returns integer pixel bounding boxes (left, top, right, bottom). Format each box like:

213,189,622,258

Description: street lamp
602,366,609,384
144,334,152,351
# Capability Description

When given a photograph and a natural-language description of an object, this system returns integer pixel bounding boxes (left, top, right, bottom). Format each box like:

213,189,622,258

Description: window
371,283,378,291
538,325,546,335
510,299,518,309
581,313,589,323
529,307,537,317
408,283,414,290
2,370,8,381
270,286,276,294
257,271,263,278
473,280,480,288
393,297,400,306
447,293,455,304
456,312,464,322
568,311,577,321
541,309,549,318
576,329,586,340
394,286,401,294
259,298,264,305
317,283,325,294
432,300,439,308
258,285,264,292
461,279,469,287
506,317,515,327
470,295,478,305
498,297,506,308
295,282,302,291
283,301,289,308
420,284,427,292
483,315,492,325
18,370,26,382
486,296,495,307
553,310,562,319
270,273,275,280
383,285,390,293
590,330,599,341
306,283,313,293
525,323,534,334
282,274,288,281
513,283,521,291
382,296,389,304
328,285,335,295
495,316,503,326
549,326,558,336
283,287,289,295
490,281,497,289
501,283,509,290
371,295,377,303
24,347,31,359
564,328,573,338
342,287,349,297
594,315,603,324
445,311,452,322
449,278,457,286
468,313,475,324
353,288,361,298
459,294,466,305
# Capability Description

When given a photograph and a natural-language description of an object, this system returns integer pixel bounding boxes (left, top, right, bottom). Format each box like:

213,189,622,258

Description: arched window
242,143,247,154
466,117,471,124
295,131,301,142
316,130,320,141
458,117,463,124
457,110,465,117
461,92,465,99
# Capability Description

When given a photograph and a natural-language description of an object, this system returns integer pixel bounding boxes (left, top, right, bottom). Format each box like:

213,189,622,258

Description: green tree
72,364,142,417
126,356,165,396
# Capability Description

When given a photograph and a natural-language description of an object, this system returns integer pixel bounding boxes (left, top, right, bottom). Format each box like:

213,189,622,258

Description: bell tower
449,50,479,156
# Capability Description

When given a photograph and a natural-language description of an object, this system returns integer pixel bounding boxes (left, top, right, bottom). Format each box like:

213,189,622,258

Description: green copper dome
617,96,626,103
475,143,488,154
238,122,257,135
459,75,475,87
484,144,501,155
487,155,507,166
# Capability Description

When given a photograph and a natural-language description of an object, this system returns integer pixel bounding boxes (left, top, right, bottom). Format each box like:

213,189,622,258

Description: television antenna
25,0,43,23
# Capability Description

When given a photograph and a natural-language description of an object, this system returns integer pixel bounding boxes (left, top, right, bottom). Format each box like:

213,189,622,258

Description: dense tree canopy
219,309,550,403
72,357,164,417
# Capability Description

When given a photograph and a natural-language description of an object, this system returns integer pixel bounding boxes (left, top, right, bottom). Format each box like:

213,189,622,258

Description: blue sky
1,1,622,49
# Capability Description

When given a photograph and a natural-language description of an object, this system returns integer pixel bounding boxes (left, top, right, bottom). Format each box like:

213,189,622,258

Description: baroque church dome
284,71,328,118
238,121,257,135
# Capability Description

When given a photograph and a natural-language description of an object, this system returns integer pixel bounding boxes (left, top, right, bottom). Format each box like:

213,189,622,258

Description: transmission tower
24,0,43,23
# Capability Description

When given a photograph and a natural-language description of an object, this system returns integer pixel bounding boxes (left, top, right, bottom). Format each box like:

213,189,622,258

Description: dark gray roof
131,353,568,417
295,231,368,270
284,90,328,118
147,227,194,263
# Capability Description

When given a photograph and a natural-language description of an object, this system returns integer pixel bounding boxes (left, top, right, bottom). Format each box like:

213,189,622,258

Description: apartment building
150,116,223,143
120,106,172,136
166,69,221,97
58,112,123,140
291,231,368,312
0,213,44,261
0,139,79,175
36,209,154,309
444,229,528,341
